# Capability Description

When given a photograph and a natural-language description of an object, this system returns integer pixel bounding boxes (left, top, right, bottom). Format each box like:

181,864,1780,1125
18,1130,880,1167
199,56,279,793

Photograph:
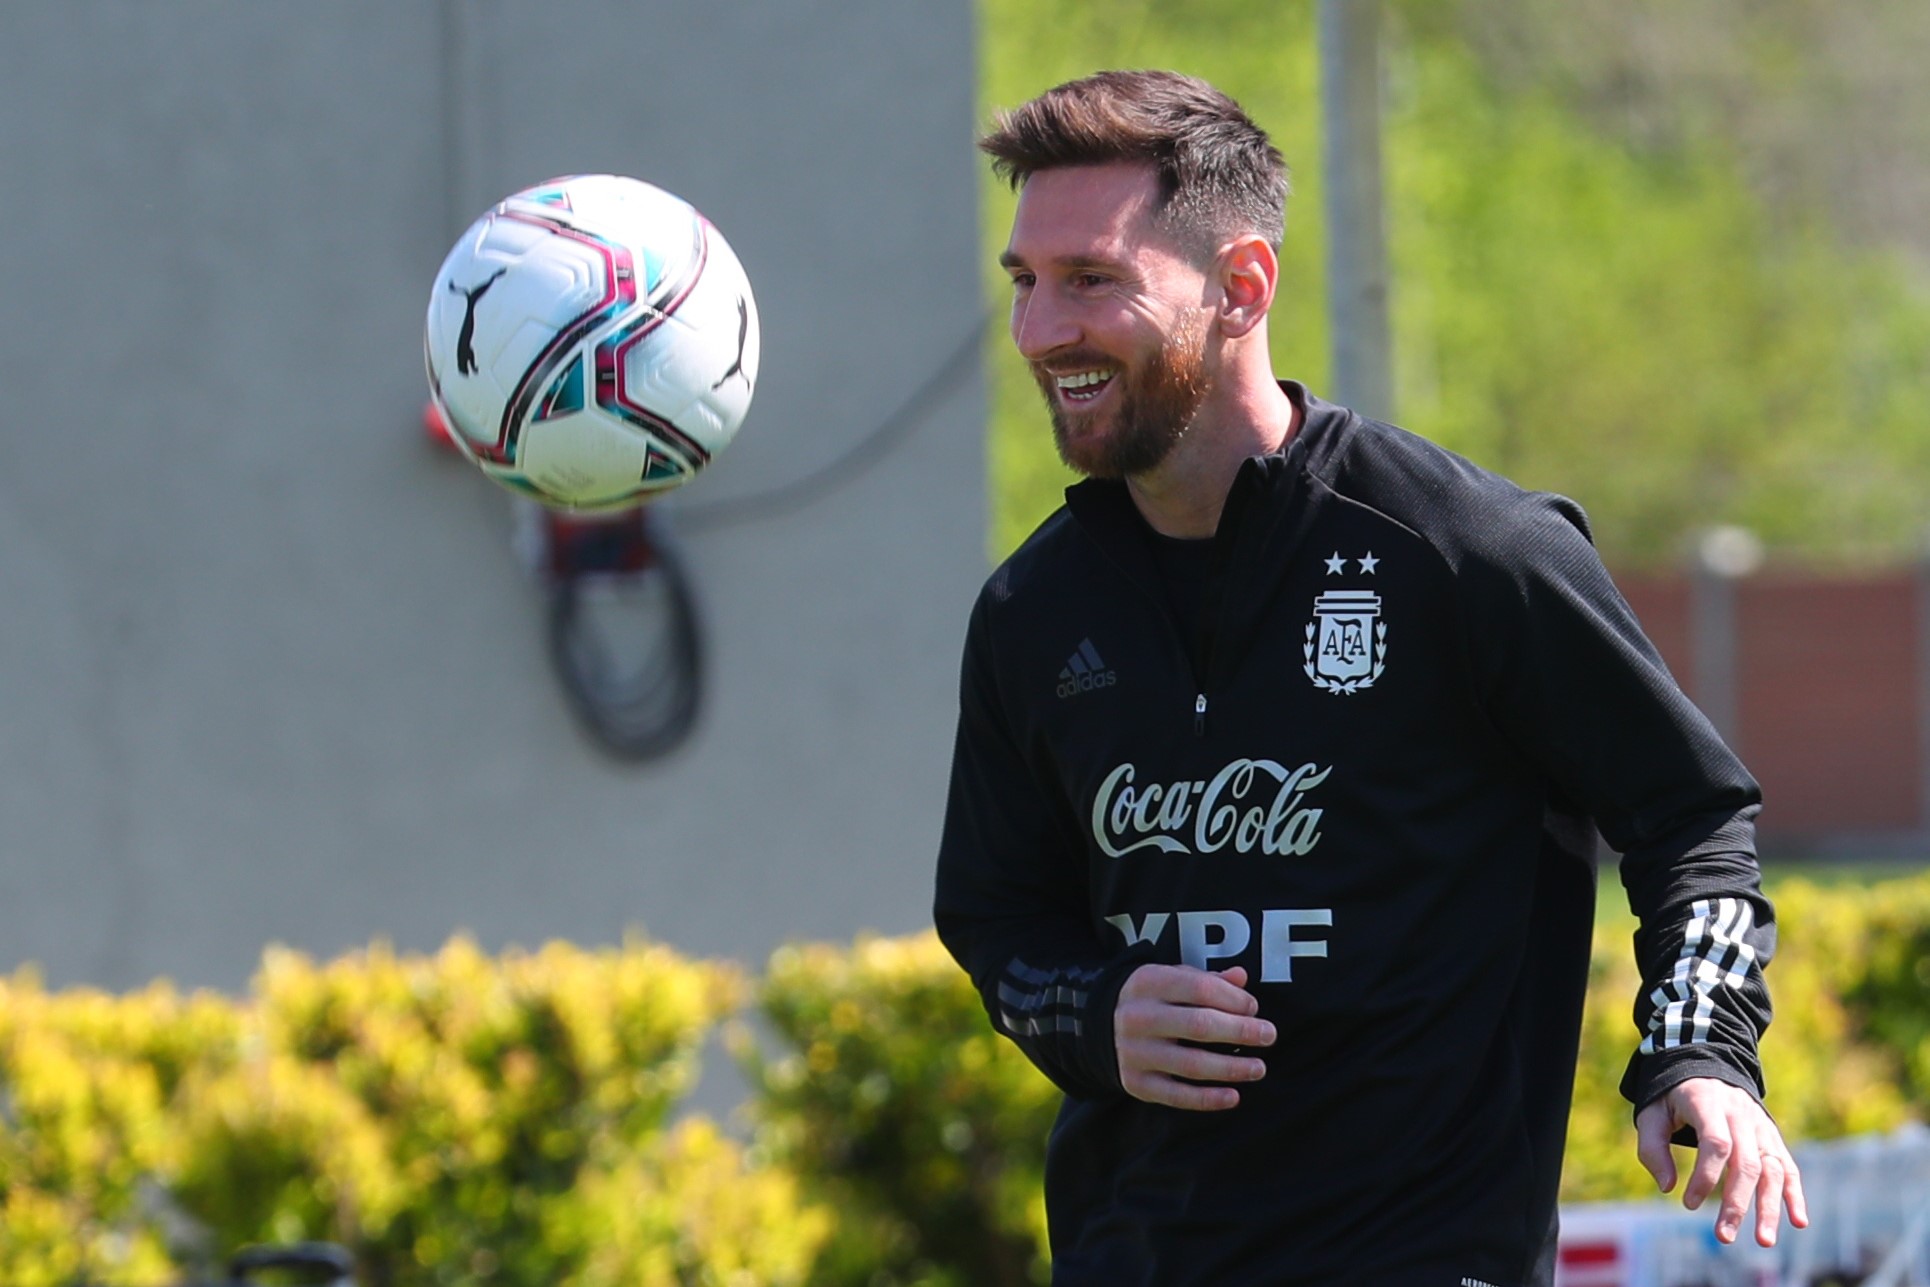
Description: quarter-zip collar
1061,382,1359,692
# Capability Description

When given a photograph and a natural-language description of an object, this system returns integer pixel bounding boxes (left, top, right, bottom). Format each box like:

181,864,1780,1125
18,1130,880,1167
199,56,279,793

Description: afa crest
1303,589,1386,695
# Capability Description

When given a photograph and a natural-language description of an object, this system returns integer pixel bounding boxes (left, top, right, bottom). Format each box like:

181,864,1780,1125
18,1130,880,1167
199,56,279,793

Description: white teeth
1055,370,1110,390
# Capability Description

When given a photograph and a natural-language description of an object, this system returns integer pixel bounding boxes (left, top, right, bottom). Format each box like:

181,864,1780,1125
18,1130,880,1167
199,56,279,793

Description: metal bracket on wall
530,502,705,763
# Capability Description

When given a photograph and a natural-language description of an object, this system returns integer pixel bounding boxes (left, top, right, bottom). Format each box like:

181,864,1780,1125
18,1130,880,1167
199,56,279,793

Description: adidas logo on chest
1056,637,1117,699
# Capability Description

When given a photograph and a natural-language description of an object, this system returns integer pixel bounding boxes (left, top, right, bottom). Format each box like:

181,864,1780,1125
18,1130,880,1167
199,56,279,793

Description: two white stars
1324,551,1379,575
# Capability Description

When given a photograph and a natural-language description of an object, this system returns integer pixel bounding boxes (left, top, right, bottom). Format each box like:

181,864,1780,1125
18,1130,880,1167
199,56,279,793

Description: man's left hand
1635,1076,1808,1247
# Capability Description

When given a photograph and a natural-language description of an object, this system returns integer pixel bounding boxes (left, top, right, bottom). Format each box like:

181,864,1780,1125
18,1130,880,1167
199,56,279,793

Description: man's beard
1033,313,1210,480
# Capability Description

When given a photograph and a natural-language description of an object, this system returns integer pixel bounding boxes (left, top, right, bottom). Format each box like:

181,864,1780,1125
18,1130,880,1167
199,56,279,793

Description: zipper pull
1194,693,1208,737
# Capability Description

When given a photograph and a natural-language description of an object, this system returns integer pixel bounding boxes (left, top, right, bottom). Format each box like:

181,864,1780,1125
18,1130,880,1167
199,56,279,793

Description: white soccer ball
425,174,760,510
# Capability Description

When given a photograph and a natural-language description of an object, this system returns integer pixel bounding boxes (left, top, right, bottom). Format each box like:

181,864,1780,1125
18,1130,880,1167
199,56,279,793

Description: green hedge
1563,874,1929,1200
0,937,826,1287
4,874,1927,1285
739,872,1930,1280
735,935,1057,1287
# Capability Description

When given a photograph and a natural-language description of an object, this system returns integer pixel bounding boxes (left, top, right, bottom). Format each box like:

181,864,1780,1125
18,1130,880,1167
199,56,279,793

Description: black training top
933,385,1776,1287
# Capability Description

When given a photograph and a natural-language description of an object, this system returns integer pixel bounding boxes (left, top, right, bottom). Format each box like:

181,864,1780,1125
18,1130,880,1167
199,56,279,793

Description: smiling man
933,70,1805,1285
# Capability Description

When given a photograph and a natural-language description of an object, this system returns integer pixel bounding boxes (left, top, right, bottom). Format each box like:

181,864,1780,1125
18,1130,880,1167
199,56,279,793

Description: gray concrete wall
0,2,985,991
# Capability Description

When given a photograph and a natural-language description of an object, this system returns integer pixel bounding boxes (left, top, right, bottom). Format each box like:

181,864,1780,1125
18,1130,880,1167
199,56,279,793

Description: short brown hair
979,70,1289,255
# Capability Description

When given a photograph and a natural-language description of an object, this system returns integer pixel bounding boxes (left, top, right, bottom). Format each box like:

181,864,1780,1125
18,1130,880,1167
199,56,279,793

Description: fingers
1118,991,1275,1046
1651,1079,1809,1248
1695,1122,1750,1243
1679,1109,1729,1212
1633,1100,1678,1194
1121,962,1260,1017
1117,1029,1268,1085
1708,1115,1800,1247
1756,1118,1808,1246
1781,1142,1810,1235
1117,969,1275,1049
1121,1070,1245,1112
1117,1035,1267,1108
1115,964,1274,1111
1749,1133,1785,1247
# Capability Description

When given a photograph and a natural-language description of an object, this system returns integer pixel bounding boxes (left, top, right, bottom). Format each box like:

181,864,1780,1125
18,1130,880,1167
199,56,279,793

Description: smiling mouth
1052,369,1115,404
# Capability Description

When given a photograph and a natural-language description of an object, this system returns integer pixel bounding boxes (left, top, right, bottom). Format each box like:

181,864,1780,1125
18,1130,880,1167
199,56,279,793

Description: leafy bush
743,871,1930,1278
190,936,749,1285
0,936,829,1287
738,934,1059,1287
555,1117,830,1287
5,877,1925,1285
1568,871,1930,1200
0,976,239,1286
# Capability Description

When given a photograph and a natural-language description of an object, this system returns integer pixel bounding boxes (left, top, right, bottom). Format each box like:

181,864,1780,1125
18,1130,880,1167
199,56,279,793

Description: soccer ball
424,174,760,510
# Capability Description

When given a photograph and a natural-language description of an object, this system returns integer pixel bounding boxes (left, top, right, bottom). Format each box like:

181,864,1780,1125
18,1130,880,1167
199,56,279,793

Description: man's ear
1216,235,1278,339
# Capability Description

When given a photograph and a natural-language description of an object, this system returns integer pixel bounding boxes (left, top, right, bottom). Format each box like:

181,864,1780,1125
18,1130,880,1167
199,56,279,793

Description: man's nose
1012,290,1078,362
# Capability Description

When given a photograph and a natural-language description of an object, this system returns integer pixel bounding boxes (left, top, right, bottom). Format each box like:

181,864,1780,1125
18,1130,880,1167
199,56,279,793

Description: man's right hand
1115,963,1275,1110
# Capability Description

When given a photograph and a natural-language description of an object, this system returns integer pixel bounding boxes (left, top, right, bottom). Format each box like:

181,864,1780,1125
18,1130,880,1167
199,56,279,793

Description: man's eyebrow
996,251,1121,272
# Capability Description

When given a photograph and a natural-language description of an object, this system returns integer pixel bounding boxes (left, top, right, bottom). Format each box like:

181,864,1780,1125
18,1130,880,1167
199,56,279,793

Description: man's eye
1009,273,1035,290
1073,273,1108,288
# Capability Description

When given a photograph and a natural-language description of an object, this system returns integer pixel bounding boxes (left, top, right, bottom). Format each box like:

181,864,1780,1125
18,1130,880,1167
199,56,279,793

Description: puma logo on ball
449,268,507,376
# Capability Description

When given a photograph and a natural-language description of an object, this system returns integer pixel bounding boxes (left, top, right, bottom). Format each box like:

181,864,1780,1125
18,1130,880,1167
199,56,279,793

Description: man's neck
1126,377,1299,539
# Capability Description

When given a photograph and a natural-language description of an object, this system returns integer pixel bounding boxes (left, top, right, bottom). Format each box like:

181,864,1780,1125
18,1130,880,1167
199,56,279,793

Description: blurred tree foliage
979,0,1930,569
1432,0,1930,261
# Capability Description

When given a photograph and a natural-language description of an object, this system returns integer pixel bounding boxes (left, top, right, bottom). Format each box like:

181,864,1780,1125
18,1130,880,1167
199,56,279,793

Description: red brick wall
1617,572,1923,847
